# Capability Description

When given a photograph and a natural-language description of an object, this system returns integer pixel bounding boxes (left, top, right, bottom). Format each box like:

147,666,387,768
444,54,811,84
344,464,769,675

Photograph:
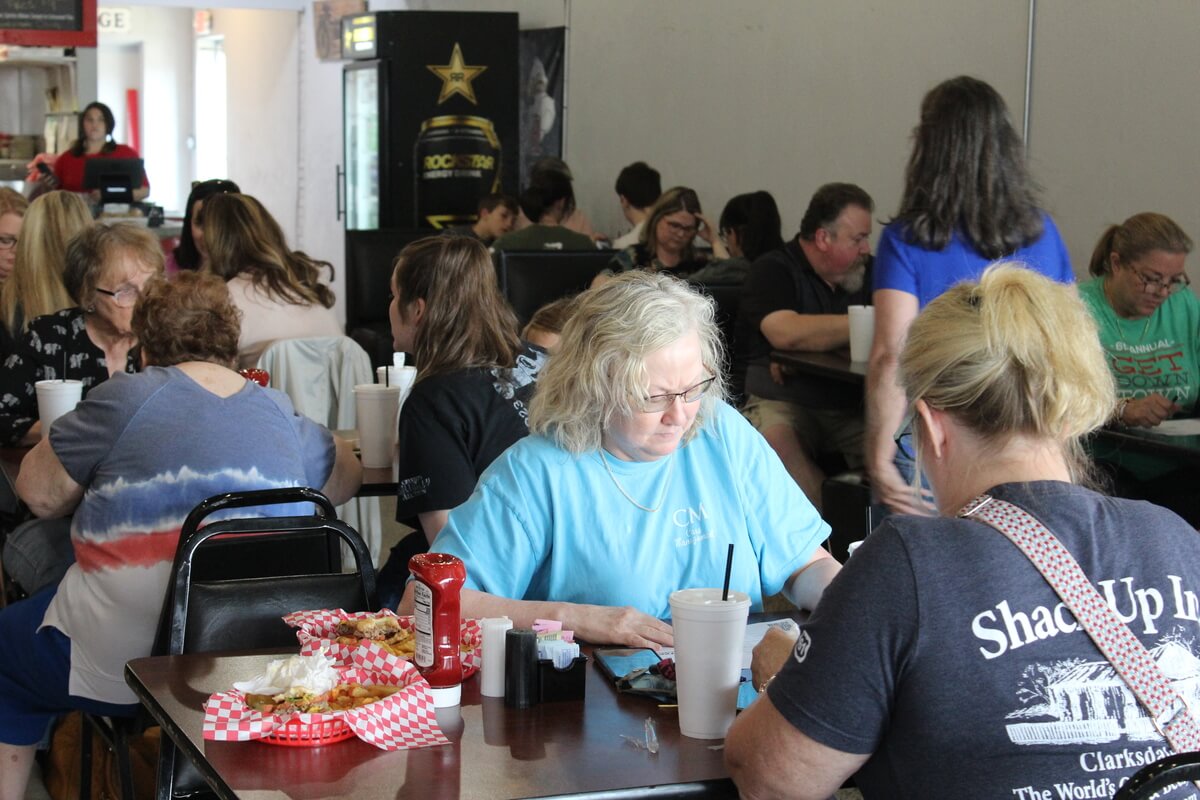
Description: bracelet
757,674,776,693
1114,397,1130,426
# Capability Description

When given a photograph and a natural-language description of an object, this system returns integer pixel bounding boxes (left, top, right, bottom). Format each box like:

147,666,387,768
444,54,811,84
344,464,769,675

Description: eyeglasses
1129,264,1190,295
640,376,716,413
95,284,142,308
894,408,917,461
664,220,699,236
0,235,16,251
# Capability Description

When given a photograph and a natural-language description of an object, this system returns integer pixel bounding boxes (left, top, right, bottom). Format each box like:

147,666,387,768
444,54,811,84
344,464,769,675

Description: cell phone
36,162,52,176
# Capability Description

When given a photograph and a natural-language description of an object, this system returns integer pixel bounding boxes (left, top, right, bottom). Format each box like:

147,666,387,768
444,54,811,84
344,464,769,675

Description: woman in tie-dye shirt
0,271,361,800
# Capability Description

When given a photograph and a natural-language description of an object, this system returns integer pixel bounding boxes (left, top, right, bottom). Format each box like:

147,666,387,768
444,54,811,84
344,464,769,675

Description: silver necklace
599,448,675,513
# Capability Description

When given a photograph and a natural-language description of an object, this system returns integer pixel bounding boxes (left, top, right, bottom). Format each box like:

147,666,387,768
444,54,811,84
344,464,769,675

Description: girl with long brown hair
376,235,550,608
200,192,341,367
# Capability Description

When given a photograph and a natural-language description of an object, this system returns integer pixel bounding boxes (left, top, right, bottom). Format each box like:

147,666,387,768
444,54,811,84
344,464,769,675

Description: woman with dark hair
865,75,1074,514
0,271,360,800
375,236,548,609
50,102,149,201
607,186,729,279
0,222,160,446
166,178,241,274
1080,212,1198,524
687,190,785,284
492,170,594,251
200,192,341,367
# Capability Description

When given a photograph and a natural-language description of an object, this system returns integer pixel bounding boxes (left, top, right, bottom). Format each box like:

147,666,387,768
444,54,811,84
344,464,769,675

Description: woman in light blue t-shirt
401,271,839,650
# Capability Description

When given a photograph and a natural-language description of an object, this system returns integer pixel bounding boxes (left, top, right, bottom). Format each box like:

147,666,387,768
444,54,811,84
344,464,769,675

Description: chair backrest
690,279,745,404
494,249,613,327
168,513,378,655
155,487,377,800
257,336,373,430
344,228,431,330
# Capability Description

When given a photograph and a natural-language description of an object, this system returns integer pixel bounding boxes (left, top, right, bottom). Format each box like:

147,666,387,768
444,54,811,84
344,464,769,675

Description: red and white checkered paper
282,608,482,677
203,655,449,750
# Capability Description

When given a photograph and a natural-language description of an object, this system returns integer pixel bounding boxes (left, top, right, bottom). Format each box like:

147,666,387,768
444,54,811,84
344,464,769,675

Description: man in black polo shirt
736,183,873,509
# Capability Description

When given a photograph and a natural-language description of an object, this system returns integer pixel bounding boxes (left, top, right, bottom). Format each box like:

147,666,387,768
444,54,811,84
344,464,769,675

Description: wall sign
97,7,131,33
0,0,97,47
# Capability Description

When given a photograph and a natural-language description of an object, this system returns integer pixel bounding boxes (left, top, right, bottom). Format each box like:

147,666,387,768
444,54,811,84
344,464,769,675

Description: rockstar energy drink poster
341,11,518,231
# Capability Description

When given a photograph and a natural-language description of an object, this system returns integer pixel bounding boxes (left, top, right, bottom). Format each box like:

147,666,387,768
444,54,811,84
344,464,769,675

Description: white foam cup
668,588,751,739
353,383,401,468
848,305,875,363
35,379,84,432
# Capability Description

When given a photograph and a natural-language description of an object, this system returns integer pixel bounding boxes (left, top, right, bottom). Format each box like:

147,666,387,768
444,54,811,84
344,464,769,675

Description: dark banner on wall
341,11,518,230
0,0,95,46
518,27,565,186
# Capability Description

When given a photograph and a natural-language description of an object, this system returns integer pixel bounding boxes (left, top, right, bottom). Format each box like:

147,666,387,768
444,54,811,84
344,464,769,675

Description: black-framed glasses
894,408,917,461
95,284,141,308
664,219,699,236
0,235,16,251
1129,265,1190,296
640,376,716,413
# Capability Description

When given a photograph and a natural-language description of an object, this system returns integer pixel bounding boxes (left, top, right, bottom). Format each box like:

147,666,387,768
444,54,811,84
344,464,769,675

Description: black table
125,647,740,800
1092,425,1200,467
770,349,865,386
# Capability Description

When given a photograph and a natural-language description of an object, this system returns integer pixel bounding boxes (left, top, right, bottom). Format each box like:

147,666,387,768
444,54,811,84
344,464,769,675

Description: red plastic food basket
263,715,355,747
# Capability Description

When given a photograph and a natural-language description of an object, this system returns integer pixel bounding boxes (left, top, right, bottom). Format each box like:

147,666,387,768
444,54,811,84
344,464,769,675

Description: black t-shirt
768,481,1200,798
395,343,547,529
733,239,871,408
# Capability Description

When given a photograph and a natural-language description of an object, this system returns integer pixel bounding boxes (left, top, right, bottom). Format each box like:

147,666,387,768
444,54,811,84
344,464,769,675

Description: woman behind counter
200,192,341,368
0,191,93,355
726,265,1200,799
404,271,838,648
51,102,149,201
0,222,157,446
0,271,360,800
1079,212,1198,524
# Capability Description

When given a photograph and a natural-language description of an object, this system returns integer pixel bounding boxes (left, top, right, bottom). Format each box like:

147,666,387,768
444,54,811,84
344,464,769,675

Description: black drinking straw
721,543,734,601
384,366,389,387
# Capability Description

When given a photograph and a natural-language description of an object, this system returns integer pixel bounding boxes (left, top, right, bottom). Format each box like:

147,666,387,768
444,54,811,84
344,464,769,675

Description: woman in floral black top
0,223,160,446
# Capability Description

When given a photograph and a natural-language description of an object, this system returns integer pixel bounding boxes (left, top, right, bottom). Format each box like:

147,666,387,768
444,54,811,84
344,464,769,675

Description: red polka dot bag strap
959,494,1200,754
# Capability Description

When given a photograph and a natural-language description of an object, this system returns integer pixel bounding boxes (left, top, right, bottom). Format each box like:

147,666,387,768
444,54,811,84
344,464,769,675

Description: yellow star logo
426,43,487,105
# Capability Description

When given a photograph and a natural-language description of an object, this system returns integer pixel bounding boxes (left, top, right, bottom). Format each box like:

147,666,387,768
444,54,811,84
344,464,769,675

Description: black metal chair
82,487,378,800
1113,752,1200,800
493,249,613,327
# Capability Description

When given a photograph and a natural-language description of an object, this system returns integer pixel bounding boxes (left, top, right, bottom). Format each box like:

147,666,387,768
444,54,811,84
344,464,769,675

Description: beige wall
1030,0,1200,283
103,0,1200,322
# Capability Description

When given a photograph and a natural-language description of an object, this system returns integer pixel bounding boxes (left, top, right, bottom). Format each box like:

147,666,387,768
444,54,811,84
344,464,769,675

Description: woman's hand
865,441,932,516
696,213,730,259
1121,394,1180,428
563,604,674,650
751,626,800,692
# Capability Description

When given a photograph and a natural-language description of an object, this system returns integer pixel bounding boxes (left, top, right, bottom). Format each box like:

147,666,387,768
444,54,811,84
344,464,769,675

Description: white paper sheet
1148,418,1200,437
742,619,799,669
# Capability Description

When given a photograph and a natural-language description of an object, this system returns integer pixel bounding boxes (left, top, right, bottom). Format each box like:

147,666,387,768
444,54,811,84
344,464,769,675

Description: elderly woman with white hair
403,271,838,648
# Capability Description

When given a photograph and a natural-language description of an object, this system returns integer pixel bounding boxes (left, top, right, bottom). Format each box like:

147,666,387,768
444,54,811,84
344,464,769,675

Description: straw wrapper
284,608,482,676
203,651,448,750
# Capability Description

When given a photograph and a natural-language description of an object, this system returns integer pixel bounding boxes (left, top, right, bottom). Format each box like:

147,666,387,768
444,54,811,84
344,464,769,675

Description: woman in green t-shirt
1078,211,1198,523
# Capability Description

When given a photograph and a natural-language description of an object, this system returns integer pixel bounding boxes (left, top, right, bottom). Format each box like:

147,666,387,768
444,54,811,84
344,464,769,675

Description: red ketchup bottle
408,552,467,707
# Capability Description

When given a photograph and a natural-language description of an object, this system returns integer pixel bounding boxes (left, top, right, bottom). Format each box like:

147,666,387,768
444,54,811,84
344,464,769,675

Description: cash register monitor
82,158,145,204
